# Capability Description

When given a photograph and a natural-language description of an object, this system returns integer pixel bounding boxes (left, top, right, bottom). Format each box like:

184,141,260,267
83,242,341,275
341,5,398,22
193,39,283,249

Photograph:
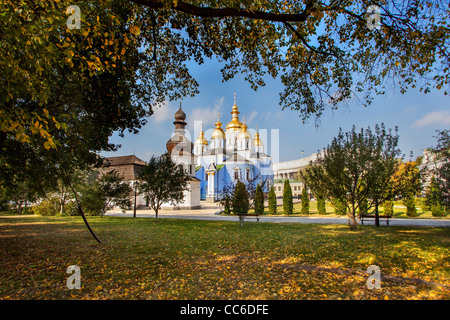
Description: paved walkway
105,202,450,228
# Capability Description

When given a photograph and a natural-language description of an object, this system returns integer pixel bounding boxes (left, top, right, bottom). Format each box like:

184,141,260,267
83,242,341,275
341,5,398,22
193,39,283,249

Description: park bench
360,214,392,226
245,213,261,222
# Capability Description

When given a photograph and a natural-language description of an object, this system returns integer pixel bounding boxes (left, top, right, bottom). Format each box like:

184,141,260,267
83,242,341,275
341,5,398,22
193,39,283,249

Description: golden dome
238,117,251,139
254,125,263,146
225,102,243,131
195,130,208,145
211,113,225,139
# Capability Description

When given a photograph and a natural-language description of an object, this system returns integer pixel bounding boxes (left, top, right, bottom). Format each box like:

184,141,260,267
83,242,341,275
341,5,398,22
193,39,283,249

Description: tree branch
130,0,312,22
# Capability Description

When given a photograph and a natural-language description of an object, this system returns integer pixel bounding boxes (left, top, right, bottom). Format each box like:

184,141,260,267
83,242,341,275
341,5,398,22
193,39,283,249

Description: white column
206,171,216,202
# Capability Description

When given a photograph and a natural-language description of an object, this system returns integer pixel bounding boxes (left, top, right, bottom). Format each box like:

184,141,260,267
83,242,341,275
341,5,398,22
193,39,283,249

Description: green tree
283,179,293,215
254,183,264,217
223,195,231,215
430,130,450,210
403,195,417,217
4,0,448,154
301,187,309,215
393,159,422,218
301,124,401,229
332,198,347,216
424,176,443,211
316,192,326,215
138,153,190,222
0,0,156,241
232,181,249,227
300,165,327,215
268,185,277,215
97,172,133,217
393,160,422,201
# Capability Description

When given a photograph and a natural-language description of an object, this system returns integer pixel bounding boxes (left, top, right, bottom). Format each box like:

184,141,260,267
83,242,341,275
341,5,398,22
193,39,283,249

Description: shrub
301,187,309,214
223,195,231,215
254,184,264,215
316,193,326,215
431,204,446,217
283,180,293,215
268,186,277,215
333,198,347,215
32,198,59,216
424,176,443,211
0,200,10,212
403,195,418,217
232,181,249,227
415,197,428,211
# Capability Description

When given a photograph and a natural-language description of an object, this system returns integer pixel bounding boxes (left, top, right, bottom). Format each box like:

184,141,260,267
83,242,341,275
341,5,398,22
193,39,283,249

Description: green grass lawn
251,199,448,219
0,215,448,300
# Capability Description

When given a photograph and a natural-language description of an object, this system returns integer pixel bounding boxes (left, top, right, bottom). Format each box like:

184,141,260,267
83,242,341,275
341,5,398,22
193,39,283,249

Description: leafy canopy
130,0,449,121
138,153,190,221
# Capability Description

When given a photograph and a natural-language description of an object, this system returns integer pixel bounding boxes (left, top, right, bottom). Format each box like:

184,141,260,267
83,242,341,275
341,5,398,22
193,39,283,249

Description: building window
246,168,250,180
234,169,239,180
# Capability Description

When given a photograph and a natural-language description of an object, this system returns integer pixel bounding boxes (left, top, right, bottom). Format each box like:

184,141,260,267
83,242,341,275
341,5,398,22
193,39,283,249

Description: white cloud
264,111,283,121
151,100,173,123
189,96,224,126
245,111,258,125
412,110,450,128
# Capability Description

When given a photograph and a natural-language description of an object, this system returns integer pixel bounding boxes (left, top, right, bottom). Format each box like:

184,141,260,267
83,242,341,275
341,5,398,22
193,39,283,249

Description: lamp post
133,180,139,218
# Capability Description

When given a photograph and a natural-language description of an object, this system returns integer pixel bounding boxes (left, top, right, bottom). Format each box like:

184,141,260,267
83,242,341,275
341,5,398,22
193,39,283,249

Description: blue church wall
195,160,273,201
195,166,207,200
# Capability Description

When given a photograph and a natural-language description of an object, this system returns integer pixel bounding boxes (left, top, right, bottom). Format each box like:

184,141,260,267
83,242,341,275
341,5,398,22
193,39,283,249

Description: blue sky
102,58,450,163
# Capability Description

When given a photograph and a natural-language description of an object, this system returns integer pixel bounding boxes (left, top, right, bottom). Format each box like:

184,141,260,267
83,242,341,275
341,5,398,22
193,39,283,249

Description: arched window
234,168,239,180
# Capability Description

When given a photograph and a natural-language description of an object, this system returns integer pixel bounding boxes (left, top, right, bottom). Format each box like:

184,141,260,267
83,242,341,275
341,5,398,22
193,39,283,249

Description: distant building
101,155,147,208
271,151,324,198
102,155,146,181
418,148,446,190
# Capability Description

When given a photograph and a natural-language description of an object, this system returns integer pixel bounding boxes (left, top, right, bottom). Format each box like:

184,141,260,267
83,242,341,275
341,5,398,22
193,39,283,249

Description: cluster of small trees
221,180,266,227
0,169,134,218
300,125,449,229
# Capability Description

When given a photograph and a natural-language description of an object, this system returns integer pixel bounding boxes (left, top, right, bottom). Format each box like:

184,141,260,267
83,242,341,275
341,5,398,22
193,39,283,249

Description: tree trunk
348,212,358,230
155,208,159,223
375,200,380,227
17,201,23,214
59,194,65,215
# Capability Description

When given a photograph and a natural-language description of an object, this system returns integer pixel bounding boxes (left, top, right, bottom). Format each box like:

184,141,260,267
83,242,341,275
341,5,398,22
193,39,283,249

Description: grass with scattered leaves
0,215,448,300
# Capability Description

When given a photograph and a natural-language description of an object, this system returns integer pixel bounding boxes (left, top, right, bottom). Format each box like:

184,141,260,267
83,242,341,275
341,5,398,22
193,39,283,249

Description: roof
223,152,252,164
103,155,146,167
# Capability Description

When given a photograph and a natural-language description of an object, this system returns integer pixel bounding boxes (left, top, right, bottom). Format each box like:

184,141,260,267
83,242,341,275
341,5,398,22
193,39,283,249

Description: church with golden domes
193,94,273,202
